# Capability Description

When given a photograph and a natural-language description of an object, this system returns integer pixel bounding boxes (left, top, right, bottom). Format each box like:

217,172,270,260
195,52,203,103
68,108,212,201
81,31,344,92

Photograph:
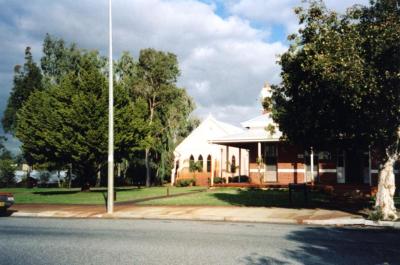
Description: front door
264,144,277,182
345,149,364,184
305,152,318,183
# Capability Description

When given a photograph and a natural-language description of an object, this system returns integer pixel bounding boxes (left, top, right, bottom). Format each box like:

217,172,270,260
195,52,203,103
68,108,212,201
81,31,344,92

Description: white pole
107,0,114,214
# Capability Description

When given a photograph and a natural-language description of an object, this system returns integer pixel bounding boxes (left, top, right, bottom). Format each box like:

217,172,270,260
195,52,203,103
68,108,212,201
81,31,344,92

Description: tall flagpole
107,0,114,214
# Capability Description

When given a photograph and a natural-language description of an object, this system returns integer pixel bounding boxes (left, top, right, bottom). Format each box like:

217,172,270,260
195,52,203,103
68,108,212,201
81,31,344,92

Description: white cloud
194,103,263,126
228,0,371,35
0,0,286,130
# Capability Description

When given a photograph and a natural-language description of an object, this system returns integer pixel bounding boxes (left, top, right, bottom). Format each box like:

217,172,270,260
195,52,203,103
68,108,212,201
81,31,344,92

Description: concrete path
6,203,364,224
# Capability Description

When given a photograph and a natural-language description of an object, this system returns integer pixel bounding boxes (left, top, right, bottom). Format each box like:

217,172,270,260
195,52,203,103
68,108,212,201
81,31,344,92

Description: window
265,144,277,157
189,155,195,172
264,144,277,169
231,155,236,173
198,155,204,172
207,155,212,172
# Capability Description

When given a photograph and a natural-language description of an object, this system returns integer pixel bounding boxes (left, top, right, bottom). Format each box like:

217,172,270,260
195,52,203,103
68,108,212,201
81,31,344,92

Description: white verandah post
239,148,241,183
226,146,229,183
369,148,372,186
211,155,215,186
310,147,314,183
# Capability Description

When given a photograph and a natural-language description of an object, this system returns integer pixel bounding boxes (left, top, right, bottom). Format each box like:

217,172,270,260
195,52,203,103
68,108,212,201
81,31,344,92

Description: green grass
0,186,205,205
138,188,332,208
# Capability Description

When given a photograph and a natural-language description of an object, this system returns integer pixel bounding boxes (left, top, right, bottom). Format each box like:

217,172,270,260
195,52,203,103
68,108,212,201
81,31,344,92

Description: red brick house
208,83,388,189
173,83,398,191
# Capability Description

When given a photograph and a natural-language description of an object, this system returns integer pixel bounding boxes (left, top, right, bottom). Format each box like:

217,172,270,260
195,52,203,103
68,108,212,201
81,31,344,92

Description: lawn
138,188,333,208
139,187,399,213
0,186,205,205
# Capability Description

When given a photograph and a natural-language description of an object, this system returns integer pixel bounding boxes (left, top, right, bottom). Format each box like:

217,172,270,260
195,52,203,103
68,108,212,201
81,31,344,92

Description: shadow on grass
240,227,400,264
211,189,371,215
33,190,80,195
33,187,137,196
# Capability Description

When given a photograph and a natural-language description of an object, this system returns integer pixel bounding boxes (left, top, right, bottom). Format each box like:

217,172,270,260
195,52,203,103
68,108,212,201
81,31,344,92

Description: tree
272,0,400,219
0,137,16,187
2,47,43,133
16,42,148,190
132,48,195,186
0,136,6,154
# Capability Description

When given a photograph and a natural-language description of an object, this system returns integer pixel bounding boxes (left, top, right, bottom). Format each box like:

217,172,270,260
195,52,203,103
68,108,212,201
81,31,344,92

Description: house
171,114,250,186
210,83,386,189
173,82,398,191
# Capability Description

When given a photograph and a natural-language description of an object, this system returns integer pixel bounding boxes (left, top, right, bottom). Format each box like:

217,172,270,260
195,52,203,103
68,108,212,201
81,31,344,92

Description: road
0,218,399,265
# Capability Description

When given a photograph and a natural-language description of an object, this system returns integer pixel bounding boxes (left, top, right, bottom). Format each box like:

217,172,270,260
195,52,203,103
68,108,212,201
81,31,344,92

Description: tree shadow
33,190,80,195
241,227,400,265
32,187,137,196
211,188,370,215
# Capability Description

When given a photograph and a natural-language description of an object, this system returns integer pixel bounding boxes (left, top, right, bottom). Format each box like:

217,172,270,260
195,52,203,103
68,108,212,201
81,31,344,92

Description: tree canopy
130,48,196,186
3,35,196,189
272,0,400,219
2,47,43,134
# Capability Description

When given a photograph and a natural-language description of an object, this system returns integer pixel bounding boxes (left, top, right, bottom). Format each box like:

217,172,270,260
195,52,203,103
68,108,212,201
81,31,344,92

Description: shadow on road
241,227,400,265
0,209,17,217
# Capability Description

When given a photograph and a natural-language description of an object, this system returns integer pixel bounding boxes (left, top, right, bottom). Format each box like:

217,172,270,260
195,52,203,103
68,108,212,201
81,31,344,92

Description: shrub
213,177,225,184
228,175,249,183
176,178,195,187
368,206,384,221
0,159,16,187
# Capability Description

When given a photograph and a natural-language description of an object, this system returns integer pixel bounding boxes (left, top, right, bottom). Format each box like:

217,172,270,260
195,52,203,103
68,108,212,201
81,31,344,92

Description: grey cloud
0,0,289,151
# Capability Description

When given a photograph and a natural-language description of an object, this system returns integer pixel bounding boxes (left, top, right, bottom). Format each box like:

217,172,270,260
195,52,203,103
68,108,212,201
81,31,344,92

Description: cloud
0,0,285,129
0,0,372,154
227,0,371,35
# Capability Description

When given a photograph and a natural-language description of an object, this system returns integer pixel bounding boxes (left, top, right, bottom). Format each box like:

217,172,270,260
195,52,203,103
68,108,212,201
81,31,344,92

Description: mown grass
0,186,205,205
138,188,332,208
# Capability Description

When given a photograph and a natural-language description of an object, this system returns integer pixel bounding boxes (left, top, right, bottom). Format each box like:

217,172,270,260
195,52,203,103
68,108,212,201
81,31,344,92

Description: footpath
6,203,400,228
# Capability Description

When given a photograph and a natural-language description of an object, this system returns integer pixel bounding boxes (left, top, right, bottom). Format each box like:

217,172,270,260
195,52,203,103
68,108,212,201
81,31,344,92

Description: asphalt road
0,218,399,265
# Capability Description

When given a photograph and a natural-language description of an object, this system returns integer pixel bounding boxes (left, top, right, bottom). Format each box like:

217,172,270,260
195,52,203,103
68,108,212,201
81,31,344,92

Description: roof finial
260,82,272,100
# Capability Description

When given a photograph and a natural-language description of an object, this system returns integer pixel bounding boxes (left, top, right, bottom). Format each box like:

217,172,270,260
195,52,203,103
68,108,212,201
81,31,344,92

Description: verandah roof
209,128,280,145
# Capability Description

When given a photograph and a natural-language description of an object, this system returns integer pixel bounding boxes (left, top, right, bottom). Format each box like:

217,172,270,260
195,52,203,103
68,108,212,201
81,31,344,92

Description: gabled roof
174,114,243,154
240,113,280,129
211,113,283,144
210,128,280,143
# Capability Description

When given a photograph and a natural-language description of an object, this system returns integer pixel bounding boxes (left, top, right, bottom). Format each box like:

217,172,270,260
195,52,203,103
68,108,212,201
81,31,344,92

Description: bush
213,177,225,184
176,178,195,187
0,159,16,187
228,175,249,183
368,206,384,221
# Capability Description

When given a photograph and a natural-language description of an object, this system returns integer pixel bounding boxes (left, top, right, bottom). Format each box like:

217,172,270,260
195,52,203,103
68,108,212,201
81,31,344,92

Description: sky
0,0,369,153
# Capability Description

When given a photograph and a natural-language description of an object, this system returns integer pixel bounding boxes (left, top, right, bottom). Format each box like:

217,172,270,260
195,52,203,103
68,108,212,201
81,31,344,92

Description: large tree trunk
145,99,155,188
375,155,398,220
145,148,151,187
95,165,101,188
68,163,72,189
57,170,61,188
